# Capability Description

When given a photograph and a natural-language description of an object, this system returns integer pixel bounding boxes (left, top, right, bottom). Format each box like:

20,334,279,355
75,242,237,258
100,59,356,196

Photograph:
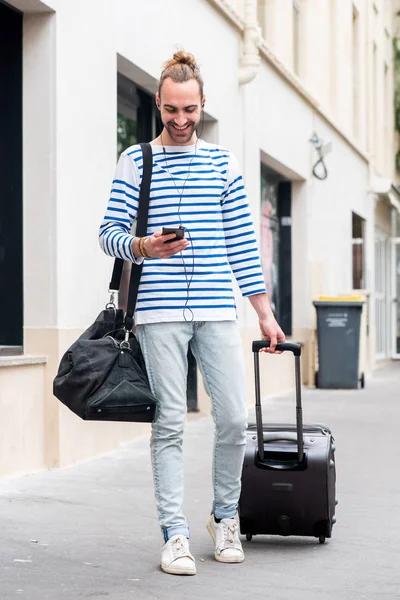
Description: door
392,239,400,359
375,232,390,359
0,2,23,352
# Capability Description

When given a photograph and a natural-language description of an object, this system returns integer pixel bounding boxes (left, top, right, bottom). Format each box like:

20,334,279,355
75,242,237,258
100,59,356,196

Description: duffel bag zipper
93,404,153,414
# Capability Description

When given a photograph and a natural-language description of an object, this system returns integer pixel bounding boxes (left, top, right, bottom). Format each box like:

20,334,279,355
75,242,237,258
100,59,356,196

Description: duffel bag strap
108,142,153,300
124,143,153,332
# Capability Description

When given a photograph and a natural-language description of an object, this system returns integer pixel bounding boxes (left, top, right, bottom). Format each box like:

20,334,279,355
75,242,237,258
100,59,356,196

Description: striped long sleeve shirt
99,140,267,324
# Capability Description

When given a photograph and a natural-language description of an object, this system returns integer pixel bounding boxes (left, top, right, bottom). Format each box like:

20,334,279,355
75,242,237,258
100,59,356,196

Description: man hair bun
165,51,197,71
159,50,204,97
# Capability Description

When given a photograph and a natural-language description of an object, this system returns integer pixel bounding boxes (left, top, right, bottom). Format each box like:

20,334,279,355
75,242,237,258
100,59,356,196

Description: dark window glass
260,164,292,335
260,171,280,315
352,212,365,289
117,73,139,155
396,243,400,354
117,72,162,157
0,2,23,353
117,112,137,156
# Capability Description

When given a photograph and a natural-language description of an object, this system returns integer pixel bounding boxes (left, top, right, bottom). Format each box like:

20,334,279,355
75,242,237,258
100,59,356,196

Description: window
0,2,23,354
116,72,163,308
396,242,400,354
384,28,391,62
257,0,266,41
293,0,300,76
373,43,378,157
117,72,162,156
260,172,280,314
352,212,365,289
352,5,360,139
117,76,138,155
329,0,337,113
260,164,292,335
384,62,390,171
375,231,390,358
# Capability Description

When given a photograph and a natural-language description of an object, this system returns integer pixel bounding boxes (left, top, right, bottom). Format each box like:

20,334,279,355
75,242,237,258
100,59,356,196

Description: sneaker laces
170,536,190,559
220,520,242,550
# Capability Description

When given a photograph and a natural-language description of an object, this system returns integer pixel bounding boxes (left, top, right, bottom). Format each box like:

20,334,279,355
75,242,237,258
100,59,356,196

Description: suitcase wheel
360,372,365,388
319,535,326,544
246,533,253,541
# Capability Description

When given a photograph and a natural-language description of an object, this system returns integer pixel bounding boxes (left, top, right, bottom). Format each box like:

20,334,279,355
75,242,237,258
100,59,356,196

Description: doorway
375,230,391,359
0,1,23,353
392,238,400,358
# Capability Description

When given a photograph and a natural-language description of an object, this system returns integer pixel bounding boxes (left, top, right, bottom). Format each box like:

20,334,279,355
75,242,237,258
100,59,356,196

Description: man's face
157,78,203,145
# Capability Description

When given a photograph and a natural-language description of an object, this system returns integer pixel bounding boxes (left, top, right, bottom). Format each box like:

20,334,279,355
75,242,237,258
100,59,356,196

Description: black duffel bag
53,306,156,422
53,143,157,422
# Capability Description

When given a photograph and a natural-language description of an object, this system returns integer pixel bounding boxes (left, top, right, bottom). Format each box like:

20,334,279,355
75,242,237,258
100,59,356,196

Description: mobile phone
162,226,185,243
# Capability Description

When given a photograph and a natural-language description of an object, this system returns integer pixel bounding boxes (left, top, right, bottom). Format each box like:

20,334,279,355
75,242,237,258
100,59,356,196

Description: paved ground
1,361,399,600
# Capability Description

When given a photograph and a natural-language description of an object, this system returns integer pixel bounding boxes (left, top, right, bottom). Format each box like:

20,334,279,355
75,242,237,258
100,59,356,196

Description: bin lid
316,295,364,302
313,295,364,307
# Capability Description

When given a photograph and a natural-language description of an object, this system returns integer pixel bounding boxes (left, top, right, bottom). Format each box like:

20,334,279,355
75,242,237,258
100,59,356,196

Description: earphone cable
161,131,198,321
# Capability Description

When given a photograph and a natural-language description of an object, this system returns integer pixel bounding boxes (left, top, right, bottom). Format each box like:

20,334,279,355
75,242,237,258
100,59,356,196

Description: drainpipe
239,0,261,85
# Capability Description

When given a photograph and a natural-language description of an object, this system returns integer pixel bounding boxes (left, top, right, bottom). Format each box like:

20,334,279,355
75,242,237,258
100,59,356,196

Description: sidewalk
1,361,399,600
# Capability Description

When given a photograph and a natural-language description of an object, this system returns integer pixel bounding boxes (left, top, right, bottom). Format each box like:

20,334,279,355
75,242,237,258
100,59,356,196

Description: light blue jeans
136,320,248,541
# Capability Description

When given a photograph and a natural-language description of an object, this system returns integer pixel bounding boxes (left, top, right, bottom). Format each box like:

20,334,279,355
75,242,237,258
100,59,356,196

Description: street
1,361,399,600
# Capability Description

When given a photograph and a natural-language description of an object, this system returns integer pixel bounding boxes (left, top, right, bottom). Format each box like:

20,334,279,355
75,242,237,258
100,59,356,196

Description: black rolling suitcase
239,341,337,544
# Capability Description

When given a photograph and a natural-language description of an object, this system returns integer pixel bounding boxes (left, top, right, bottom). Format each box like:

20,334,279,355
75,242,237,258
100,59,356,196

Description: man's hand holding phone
138,227,189,259
161,226,186,243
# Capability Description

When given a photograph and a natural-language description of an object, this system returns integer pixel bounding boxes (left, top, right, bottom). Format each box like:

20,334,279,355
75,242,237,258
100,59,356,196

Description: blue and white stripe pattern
99,140,266,324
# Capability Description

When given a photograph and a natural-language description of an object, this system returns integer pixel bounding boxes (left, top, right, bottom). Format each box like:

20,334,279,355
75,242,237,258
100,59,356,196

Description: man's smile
171,124,191,131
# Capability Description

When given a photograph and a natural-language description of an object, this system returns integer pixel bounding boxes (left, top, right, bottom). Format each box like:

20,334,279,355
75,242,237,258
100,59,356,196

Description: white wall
255,62,312,181
115,0,244,155
49,0,246,330
308,115,369,298
23,0,377,341
239,57,370,331
23,13,57,328
53,0,118,329
20,0,378,349
2,0,388,474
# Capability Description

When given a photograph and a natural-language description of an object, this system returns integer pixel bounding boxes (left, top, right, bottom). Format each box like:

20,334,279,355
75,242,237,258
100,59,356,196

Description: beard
163,121,198,145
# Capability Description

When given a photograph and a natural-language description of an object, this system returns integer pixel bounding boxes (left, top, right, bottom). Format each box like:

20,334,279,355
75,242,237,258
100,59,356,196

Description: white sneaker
160,534,196,575
206,514,245,563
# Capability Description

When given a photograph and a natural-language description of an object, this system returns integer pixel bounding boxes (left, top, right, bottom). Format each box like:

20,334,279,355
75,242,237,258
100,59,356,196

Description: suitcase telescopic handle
253,340,304,464
252,341,301,355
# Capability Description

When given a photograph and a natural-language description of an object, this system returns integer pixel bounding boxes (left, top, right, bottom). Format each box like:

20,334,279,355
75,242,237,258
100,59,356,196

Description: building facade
0,0,399,476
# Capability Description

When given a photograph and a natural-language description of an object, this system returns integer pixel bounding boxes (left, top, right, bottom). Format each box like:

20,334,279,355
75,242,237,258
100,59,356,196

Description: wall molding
207,0,369,163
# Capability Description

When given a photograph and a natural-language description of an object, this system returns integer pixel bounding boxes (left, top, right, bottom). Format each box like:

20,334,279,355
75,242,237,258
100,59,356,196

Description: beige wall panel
55,328,151,468
24,327,60,468
0,365,46,476
58,405,151,469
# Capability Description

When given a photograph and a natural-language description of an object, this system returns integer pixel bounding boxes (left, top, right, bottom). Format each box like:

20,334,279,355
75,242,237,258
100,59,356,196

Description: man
99,51,285,575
